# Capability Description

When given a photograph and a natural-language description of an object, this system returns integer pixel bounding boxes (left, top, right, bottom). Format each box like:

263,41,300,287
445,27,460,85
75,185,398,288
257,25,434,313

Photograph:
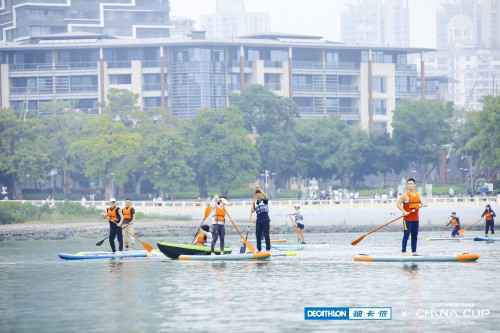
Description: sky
170,0,438,48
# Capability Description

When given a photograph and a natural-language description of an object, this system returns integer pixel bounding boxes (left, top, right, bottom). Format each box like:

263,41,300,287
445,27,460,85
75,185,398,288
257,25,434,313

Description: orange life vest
106,207,118,222
194,231,207,246
214,206,225,224
122,207,134,220
450,217,459,227
403,192,421,221
484,211,494,221
204,207,212,219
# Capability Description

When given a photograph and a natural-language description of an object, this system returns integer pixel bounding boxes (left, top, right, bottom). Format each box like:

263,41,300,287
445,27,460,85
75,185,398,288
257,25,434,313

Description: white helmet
109,198,116,203
294,204,300,210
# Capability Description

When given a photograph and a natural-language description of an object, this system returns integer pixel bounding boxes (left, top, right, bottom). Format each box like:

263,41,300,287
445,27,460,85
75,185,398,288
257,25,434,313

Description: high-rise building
0,0,170,42
383,0,410,47
200,0,270,39
170,17,195,39
477,0,500,49
436,0,478,50
341,0,384,45
341,0,409,47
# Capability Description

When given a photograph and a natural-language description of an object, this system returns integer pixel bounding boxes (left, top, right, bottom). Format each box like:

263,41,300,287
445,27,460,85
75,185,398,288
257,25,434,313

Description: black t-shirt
254,199,270,222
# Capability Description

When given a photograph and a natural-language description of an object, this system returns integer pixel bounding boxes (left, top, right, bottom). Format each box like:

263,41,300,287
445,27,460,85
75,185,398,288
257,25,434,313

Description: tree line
0,86,498,199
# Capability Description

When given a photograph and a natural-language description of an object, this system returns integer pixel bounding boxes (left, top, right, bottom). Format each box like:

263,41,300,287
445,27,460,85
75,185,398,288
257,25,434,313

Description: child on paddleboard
289,204,306,244
446,212,462,238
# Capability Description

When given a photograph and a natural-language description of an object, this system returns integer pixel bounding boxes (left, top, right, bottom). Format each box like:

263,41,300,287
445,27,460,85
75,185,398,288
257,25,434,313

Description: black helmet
201,225,210,232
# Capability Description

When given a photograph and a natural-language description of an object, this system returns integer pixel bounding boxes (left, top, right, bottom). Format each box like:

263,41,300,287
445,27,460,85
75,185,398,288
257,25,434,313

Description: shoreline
0,219,488,241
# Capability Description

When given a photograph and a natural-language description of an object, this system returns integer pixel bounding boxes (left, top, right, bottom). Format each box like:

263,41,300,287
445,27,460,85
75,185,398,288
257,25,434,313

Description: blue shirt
254,199,270,222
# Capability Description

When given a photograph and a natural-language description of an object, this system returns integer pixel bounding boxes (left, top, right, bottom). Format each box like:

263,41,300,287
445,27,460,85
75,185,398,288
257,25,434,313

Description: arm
396,194,408,215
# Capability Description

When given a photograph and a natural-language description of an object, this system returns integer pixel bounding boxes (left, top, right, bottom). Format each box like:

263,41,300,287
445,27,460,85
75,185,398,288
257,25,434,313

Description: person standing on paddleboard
397,178,423,255
210,197,227,255
252,188,271,252
482,204,496,236
103,198,123,253
121,199,136,250
290,204,306,244
446,212,462,238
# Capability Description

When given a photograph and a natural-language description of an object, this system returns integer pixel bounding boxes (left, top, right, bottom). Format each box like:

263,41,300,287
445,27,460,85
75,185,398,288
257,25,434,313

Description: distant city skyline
171,0,437,47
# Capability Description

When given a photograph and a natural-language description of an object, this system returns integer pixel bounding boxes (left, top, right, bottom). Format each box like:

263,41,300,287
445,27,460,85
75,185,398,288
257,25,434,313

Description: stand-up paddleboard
473,237,498,242
157,242,232,259
272,244,305,251
58,250,161,260
178,251,271,261
353,253,479,263
271,251,297,257
427,237,475,241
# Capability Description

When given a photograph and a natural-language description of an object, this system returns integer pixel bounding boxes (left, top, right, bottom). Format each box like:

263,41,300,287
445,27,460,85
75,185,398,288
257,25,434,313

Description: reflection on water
0,232,499,332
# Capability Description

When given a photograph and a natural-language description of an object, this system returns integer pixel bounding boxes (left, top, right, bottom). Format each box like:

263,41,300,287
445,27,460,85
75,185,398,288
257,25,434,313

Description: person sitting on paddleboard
446,212,462,238
290,204,306,244
103,198,123,253
209,197,227,255
193,224,211,246
397,178,423,256
252,187,271,252
482,204,496,236
121,199,136,250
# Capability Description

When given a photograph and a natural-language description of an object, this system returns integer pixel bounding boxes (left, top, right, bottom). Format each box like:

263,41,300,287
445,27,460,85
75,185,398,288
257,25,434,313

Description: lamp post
110,172,115,198
49,169,58,198
260,170,276,197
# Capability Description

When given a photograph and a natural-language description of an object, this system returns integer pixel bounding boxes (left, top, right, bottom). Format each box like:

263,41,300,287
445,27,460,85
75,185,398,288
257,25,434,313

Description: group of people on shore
102,178,496,255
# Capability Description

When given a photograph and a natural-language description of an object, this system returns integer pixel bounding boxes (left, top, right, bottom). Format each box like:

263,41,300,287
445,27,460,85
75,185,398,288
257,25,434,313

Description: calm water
0,232,499,333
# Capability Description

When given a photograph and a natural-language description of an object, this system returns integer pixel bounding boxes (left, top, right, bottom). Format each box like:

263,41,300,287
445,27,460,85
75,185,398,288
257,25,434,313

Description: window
372,99,387,115
109,74,131,85
372,76,386,93
143,97,161,108
143,74,161,90
264,74,281,91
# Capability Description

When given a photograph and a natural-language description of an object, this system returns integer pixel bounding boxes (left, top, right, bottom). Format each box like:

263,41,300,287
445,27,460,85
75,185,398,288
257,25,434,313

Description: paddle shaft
225,209,257,254
351,214,405,246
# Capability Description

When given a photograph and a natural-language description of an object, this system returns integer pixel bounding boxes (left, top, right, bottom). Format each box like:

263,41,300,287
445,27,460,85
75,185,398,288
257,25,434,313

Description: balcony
9,62,98,72
395,63,417,74
11,85,97,96
264,60,283,68
107,60,132,69
143,84,162,91
292,61,322,70
143,60,161,68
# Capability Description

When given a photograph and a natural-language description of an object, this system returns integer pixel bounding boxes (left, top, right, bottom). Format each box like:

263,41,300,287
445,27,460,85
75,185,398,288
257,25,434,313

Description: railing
142,60,161,68
293,83,324,92
11,85,98,95
5,196,498,209
292,61,322,69
107,60,132,68
264,60,283,68
325,63,359,70
9,62,97,71
265,82,281,91
338,85,359,93
143,83,161,91
395,63,417,72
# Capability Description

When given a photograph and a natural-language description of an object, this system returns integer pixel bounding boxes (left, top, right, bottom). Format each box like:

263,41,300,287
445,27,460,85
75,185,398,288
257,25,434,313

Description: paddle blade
351,235,365,246
143,242,154,253
245,240,257,254
96,239,106,246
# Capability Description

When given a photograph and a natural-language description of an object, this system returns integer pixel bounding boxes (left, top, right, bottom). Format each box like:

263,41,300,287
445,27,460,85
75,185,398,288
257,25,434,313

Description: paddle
96,222,153,252
240,227,249,254
351,214,406,246
225,209,257,254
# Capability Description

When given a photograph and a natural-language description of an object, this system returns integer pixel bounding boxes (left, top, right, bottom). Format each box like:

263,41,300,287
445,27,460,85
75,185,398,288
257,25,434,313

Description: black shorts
297,223,305,230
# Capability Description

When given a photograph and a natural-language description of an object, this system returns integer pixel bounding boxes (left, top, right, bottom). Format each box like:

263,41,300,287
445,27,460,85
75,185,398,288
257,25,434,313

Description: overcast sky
171,0,438,48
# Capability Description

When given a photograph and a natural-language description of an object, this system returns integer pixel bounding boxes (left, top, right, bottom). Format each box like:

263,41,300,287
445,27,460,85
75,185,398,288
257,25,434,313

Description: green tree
104,89,140,125
69,115,141,198
392,100,454,182
0,110,50,198
189,108,259,197
231,85,298,134
461,96,500,182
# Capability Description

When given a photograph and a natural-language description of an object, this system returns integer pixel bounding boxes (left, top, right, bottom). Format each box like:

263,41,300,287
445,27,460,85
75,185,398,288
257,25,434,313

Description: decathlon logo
304,307,392,320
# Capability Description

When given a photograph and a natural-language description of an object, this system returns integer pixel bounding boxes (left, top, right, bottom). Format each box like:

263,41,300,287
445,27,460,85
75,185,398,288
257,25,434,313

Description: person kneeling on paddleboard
194,224,211,246
397,178,423,256
290,204,306,244
103,198,123,253
252,188,271,252
210,198,227,255
446,212,462,238
121,199,136,250
482,204,496,237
